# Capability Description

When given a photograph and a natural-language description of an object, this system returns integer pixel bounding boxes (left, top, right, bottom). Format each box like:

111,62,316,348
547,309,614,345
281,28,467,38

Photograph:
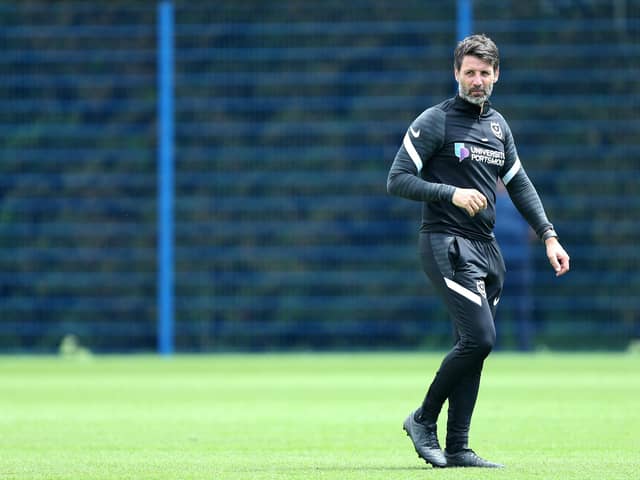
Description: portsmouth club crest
476,280,487,299
490,121,504,140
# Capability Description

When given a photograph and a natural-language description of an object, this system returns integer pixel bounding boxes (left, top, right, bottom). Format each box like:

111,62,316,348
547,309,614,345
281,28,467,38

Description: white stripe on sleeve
501,156,521,185
403,133,423,173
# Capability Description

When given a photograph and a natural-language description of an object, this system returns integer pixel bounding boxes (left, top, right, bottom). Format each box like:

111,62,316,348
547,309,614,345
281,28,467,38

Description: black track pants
418,232,505,452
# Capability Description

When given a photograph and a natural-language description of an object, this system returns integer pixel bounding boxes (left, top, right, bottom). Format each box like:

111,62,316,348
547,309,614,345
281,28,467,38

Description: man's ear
454,68,460,82
493,67,500,83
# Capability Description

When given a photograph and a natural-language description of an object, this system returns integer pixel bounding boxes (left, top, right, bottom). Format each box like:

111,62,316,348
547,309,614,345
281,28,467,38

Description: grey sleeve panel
505,167,554,239
500,120,522,184
386,108,456,202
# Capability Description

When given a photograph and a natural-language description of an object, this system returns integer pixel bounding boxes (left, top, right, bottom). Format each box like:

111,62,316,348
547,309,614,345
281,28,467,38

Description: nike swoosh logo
493,297,500,306
410,127,420,138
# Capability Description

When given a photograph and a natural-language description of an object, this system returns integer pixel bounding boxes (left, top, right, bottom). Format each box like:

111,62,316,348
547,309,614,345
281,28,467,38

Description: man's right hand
452,188,488,217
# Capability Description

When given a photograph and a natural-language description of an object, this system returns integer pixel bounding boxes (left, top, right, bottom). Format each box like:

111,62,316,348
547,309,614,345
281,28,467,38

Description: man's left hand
545,237,570,277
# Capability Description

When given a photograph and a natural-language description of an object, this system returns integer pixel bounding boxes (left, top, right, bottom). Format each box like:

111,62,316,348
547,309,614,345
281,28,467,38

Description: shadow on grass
240,465,440,473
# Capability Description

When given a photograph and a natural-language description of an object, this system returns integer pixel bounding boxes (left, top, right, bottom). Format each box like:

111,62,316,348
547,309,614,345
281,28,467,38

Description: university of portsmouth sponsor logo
469,145,505,167
454,142,470,162
491,121,504,140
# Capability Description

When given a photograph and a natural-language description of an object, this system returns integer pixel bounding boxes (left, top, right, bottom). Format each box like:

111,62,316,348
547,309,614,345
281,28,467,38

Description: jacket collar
454,95,492,116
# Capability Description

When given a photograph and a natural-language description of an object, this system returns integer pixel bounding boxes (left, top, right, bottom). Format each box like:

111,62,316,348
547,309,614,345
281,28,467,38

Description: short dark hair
454,34,499,71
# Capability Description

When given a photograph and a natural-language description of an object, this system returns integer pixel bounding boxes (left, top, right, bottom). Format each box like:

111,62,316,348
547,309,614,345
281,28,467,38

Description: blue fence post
456,0,473,40
157,0,175,356
454,1,473,92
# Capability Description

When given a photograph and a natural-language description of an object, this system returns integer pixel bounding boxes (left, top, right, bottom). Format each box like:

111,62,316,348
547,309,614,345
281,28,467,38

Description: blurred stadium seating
1,0,638,352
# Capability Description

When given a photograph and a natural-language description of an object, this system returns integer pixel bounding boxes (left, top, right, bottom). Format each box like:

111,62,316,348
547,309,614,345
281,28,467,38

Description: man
387,34,570,468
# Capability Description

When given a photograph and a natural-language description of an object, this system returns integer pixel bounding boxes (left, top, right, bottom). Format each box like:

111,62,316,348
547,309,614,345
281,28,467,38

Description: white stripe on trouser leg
443,277,482,306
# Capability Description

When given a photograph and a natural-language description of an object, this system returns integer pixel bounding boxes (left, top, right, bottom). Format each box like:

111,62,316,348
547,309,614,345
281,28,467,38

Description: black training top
387,95,553,242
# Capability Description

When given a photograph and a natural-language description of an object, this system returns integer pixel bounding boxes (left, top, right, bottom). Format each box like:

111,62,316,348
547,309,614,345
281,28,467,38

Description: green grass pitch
0,353,638,479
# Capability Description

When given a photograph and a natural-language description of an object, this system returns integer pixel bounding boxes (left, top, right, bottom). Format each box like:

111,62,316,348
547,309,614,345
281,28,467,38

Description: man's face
455,55,499,105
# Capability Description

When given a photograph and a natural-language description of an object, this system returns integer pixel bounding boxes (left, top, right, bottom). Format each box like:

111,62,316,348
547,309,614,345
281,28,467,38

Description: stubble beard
458,82,493,105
